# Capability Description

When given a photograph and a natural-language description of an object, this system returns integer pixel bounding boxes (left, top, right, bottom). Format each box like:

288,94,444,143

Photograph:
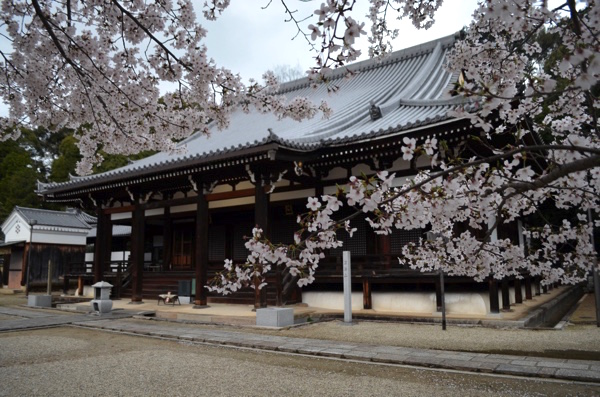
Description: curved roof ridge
398,96,472,107
69,173,86,181
392,41,445,100
277,32,459,94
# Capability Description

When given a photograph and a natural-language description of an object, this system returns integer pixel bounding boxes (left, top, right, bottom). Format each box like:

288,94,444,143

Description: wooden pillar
275,265,283,307
489,279,500,314
435,276,443,312
534,277,541,296
379,234,392,269
63,275,69,295
194,191,209,307
93,207,108,283
130,203,145,303
362,278,372,309
254,174,269,309
514,278,523,304
163,206,172,271
501,279,511,310
524,276,532,300
77,276,84,296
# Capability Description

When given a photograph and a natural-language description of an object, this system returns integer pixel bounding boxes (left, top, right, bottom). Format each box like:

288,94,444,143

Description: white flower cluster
305,0,444,80
207,193,353,294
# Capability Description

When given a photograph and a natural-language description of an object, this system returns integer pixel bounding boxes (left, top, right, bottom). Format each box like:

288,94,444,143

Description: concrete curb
521,285,585,328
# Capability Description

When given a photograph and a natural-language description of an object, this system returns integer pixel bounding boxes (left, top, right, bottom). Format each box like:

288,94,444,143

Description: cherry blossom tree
0,1,598,293
0,0,331,174
207,0,600,295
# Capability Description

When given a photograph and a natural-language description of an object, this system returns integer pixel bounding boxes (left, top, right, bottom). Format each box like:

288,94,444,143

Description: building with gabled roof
0,206,131,292
0,206,91,290
35,33,537,314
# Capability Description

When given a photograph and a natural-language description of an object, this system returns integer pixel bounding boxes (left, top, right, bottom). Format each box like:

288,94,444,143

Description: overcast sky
202,0,480,82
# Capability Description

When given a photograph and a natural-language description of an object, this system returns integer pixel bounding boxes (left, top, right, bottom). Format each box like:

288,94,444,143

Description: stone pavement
0,306,135,331
1,299,599,385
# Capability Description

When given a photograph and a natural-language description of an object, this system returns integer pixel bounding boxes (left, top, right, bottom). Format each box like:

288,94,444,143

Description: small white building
0,206,91,290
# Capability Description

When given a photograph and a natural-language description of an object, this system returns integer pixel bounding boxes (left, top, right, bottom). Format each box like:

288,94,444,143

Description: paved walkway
0,306,134,331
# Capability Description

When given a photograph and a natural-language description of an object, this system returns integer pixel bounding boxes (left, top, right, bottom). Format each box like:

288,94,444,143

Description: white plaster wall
32,230,88,245
323,167,347,181
323,185,338,195
272,179,289,188
111,212,132,221
145,208,164,217
173,191,186,199
209,197,254,209
508,285,527,304
171,204,196,213
86,251,130,262
444,293,488,315
301,291,363,311
2,216,26,242
391,157,411,172
303,291,489,315
271,189,315,202
235,181,254,190
351,163,373,176
371,292,436,313
212,184,232,194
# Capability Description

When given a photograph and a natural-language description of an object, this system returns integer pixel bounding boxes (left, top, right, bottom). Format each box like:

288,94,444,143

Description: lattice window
208,224,226,262
172,226,193,269
233,223,254,261
331,216,367,256
390,228,424,255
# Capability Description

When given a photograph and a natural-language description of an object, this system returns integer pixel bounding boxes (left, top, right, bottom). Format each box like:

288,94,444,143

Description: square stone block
28,294,52,307
179,296,191,304
256,307,294,327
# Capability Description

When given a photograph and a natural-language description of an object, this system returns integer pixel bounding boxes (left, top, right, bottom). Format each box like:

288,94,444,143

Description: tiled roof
38,33,468,194
87,225,131,238
14,207,92,229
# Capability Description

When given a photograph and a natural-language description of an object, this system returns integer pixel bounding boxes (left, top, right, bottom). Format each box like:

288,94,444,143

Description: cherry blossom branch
110,0,190,73
30,0,85,78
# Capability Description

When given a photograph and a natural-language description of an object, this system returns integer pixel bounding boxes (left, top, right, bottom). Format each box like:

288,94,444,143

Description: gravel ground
1,327,599,397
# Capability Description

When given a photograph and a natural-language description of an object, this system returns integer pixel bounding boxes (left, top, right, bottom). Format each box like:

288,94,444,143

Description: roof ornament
369,100,382,121
294,161,305,177
125,186,135,202
188,175,198,192
245,164,256,183
88,194,97,208
142,191,153,203
203,180,219,195
267,128,279,142
266,170,288,194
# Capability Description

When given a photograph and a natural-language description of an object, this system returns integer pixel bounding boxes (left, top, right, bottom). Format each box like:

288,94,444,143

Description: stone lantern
91,281,113,313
